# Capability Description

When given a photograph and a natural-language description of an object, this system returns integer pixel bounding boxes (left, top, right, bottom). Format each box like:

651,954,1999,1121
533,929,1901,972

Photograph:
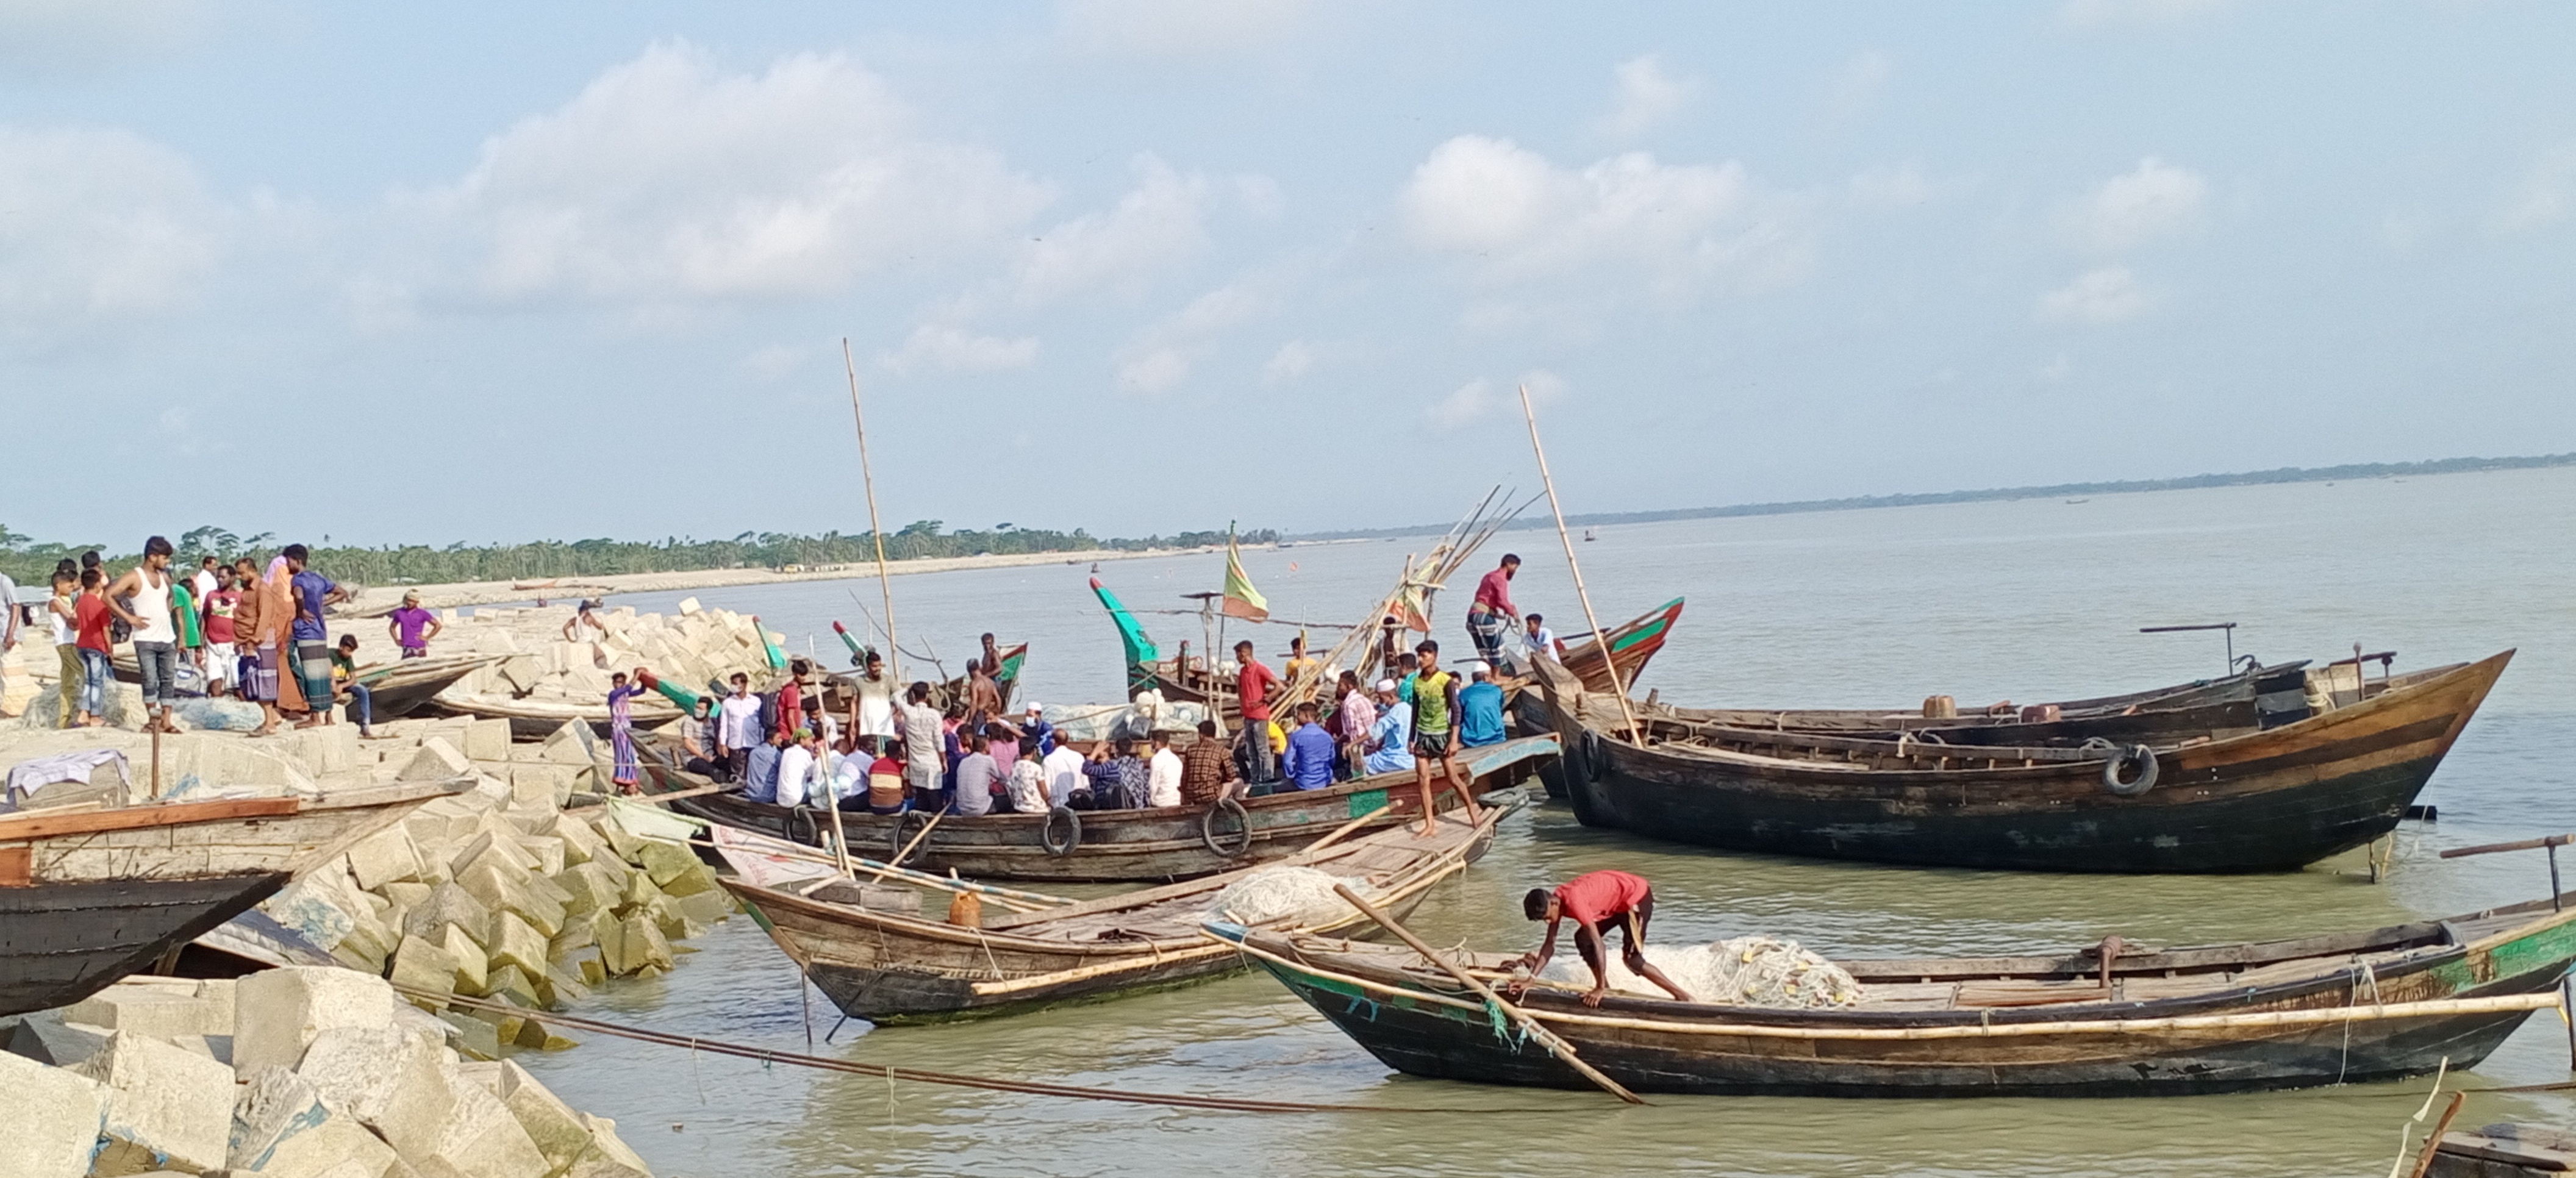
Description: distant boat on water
1583,527,1597,541
2065,498,2089,504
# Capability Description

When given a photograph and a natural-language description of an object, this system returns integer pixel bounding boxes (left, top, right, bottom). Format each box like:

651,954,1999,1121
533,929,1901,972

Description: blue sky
4,1,2572,547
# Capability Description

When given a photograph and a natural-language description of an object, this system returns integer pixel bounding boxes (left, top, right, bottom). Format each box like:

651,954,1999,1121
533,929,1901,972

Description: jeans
78,648,112,716
1236,723,1276,784
345,683,373,730
134,640,177,709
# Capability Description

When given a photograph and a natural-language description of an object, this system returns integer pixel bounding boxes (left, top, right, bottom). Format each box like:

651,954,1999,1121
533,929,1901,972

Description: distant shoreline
1288,452,2576,541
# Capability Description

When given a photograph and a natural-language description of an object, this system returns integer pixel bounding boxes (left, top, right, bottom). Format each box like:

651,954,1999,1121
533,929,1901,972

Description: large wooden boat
718,801,1508,1023
0,779,463,1016
642,735,1558,883
816,641,1026,719
1528,651,2510,873
1214,890,2576,1098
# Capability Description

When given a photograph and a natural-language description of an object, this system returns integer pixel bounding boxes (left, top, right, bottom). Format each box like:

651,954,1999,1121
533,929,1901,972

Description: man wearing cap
1363,678,1414,776
773,727,822,809
1019,702,1055,757
387,591,441,659
1458,662,1507,749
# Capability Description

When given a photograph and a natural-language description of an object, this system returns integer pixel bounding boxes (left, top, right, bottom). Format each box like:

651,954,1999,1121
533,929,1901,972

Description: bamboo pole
2405,1091,2467,1178
842,339,901,685
1331,882,1647,1104
1517,385,1643,741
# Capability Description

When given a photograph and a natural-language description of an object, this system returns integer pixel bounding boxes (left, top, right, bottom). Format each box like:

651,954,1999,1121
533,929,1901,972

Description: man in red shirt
1467,554,1521,671
1232,638,1278,784
1508,869,1692,1007
73,568,140,727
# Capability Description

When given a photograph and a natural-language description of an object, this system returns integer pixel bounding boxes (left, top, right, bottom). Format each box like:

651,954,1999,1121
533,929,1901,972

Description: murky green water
520,466,2576,1176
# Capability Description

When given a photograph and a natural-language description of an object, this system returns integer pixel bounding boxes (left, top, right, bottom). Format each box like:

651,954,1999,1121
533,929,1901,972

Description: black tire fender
1042,805,1082,857
2102,744,2159,797
888,810,934,864
1200,798,1252,857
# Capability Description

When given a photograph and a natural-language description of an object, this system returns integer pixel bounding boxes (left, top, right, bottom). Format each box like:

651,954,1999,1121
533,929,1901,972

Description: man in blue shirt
1458,662,1507,749
1280,701,1337,791
740,729,789,803
1020,702,1056,757
282,543,346,730
1363,679,1414,776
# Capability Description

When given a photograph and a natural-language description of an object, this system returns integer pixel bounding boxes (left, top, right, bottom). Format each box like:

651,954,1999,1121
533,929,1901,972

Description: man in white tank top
105,535,182,732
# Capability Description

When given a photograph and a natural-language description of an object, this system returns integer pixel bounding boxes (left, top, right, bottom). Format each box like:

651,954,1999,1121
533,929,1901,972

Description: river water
515,465,2576,1177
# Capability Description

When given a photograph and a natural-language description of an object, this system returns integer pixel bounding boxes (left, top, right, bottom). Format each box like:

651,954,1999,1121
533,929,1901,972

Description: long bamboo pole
843,339,902,684
1516,384,1642,741
1331,882,1647,1104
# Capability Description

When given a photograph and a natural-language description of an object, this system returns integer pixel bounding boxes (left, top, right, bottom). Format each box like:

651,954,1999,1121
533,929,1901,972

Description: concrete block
548,918,596,957
537,722,592,768
399,883,493,947
511,836,566,878
487,1060,588,1171
463,719,511,764
657,860,717,899
437,924,490,994
576,958,605,987
451,826,542,879
381,880,434,925
631,840,698,889
540,965,590,1008
72,1030,236,1174
229,1066,399,1177
0,1048,104,1177
232,966,398,1077
673,888,736,925
552,863,618,919
601,914,673,977
414,1069,551,1178
498,810,557,838
263,877,359,953
509,1018,576,1052
64,984,229,1041
398,737,471,784
563,1115,651,1178
480,964,545,1011
163,1033,231,1066
431,1013,500,1063
345,826,426,891
390,935,462,1008
9,1011,110,1066
503,765,570,812
484,912,551,980
293,1025,457,1160
591,814,645,865
617,870,662,913
461,865,564,940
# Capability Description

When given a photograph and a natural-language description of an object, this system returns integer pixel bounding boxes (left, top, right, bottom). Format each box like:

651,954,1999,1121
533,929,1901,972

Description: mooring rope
403,986,1567,1115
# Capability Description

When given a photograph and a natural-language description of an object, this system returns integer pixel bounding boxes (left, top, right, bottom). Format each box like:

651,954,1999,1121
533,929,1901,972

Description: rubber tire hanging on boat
888,810,934,865
1041,805,1082,856
1200,798,1252,857
2102,744,2159,797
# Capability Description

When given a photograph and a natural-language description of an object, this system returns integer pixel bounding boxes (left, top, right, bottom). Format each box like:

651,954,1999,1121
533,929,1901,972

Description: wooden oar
1283,802,1393,865
1330,882,1647,1105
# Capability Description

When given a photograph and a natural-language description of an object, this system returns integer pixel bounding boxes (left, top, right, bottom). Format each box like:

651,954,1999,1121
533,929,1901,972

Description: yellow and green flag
1222,523,1268,622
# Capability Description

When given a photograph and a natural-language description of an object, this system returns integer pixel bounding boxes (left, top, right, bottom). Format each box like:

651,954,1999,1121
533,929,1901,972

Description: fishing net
1204,866,1366,927
1537,935,1865,1008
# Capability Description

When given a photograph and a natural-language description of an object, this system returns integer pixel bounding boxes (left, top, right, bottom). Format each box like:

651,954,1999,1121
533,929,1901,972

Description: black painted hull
0,871,287,1016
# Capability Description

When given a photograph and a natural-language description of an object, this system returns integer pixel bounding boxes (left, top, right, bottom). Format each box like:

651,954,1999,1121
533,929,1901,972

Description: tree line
0,522,1279,590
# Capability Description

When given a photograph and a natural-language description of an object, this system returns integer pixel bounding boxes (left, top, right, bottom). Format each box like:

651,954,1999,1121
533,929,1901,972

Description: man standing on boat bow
1508,869,1692,1007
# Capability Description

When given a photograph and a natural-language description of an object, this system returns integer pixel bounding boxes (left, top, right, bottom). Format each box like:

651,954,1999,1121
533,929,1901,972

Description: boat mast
1517,384,1643,741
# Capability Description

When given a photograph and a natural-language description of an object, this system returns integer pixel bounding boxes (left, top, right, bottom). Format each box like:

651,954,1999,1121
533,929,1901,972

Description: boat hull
1550,652,2507,873
660,735,1554,883
0,872,285,1016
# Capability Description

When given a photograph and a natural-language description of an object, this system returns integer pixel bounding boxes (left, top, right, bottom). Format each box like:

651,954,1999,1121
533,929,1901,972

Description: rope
402,985,1567,1116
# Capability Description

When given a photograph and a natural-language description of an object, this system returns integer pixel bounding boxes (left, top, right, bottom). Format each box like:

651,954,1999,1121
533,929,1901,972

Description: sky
4,0,2574,548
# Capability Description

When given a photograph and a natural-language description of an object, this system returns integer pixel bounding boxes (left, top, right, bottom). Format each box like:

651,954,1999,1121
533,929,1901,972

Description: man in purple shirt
1280,702,1337,791
284,544,346,729
387,591,441,658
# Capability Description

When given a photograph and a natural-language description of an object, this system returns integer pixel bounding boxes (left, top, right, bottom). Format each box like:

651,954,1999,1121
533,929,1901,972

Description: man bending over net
1506,869,1693,1007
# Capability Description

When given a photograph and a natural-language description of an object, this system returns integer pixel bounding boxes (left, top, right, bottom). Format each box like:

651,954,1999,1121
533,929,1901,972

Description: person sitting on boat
1007,742,1048,813
681,697,726,780
740,728,789,804
1282,633,1318,684
1334,671,1376,780
1363,679,1414,776
864,738,907,815
1458,662,1506,751
1077,738,1148,809
953,731,1001,817
1281,702,1336,791
1509,869,1693,1008
1522,613,1563,667
1042,732,1089,809
773,727,821,809
1020,701,1054,757
1179,718,1239,804
1465,554,1521,671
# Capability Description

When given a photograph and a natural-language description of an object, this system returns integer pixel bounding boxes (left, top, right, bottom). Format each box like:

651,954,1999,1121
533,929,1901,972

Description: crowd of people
656,555,1544,837
5,537,389,738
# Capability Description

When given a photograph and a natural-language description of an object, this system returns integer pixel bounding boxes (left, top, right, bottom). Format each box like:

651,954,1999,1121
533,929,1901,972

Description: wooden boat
642,735,1558,883
817,641,1026,718
717,801,1509,1023
428,692,680,740
351,655,499,719
0,779,463,1016
1213,888,2576,1097
1528,651,2510,873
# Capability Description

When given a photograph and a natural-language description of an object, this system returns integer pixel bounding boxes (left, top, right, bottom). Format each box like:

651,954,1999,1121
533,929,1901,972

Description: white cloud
0,124,224,344
396,41,1054,307
1821,51,1891,127
1262,340,1315,384
0,0,215,78
2056,0,2232,30
1057,0,1314,59
1115,347,1190,394
1399,135,1812,299
2492,142,2576,235
1595,55,1695,141
1423,369,1564,432
2036,266,2155,324
2055,156,2207,253
1015,156,1217,305
881,324,1040,376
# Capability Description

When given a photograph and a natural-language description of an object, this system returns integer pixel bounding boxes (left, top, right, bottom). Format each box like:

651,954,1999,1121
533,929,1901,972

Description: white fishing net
1204,866,1367,927
1536,935,1865,1008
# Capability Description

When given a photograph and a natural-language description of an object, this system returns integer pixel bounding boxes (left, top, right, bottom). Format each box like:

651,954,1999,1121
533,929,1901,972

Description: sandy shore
346,544,1226,615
